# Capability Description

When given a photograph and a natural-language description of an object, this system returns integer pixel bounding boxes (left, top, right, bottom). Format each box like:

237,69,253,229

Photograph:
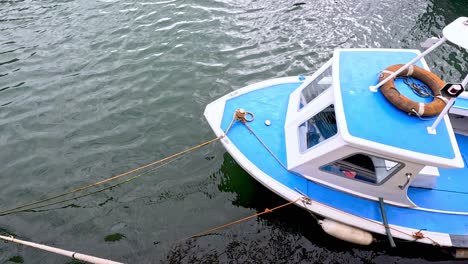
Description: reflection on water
167,153,456,263
217,153,257,208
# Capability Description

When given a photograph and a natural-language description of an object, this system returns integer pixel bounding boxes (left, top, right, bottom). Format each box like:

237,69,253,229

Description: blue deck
408,133,468,212
337,50,455,159
221,83,468,236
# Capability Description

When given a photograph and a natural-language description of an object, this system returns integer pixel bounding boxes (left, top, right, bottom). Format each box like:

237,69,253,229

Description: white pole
0,235,124,264
427,97,456,135
369,36,448,92
462,74,468,87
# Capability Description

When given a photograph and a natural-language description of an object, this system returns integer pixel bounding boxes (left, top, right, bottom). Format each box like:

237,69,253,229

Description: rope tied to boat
227,108,290,171
0,136,231,216
234,108,254,123
296,191,442,247
1,107,256,215
187,197,305,239
410,229,439,246
223,108,254,138
412,230,425,240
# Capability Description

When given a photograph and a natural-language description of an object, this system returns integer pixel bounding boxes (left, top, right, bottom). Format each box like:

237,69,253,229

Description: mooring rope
243,122,289,170
0,136,223,216
1,155,182,215
188,197,303,239
1,109,246,216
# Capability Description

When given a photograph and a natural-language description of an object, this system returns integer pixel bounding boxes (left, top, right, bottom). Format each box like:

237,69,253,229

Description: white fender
319,218,373,246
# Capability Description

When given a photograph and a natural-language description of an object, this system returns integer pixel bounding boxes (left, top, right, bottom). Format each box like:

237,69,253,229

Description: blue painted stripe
408,134,468,211
408,188,468,212
222,83,468,236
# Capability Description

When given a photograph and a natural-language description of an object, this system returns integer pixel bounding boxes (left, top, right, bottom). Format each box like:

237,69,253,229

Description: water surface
0,0,467,263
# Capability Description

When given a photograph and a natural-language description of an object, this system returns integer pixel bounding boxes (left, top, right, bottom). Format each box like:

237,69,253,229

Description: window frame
298,104,338,153
319,152,405,186
298,66,333,111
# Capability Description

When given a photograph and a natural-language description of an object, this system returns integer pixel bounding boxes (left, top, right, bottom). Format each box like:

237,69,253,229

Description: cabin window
320,153,403,185
299,66,332,109
299,104,337,151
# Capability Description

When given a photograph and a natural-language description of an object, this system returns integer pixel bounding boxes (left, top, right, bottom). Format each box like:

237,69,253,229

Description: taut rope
0,137,223,216
188,197,304,239
1,110,246,216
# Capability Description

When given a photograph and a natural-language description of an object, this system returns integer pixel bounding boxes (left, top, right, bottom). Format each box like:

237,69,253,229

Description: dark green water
1,0,467,263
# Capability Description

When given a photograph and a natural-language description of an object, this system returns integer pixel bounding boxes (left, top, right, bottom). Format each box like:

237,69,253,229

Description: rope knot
412,230,425,240
264,208,273,213
234,109,254,123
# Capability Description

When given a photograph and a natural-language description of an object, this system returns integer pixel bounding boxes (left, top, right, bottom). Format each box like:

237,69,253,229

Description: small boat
204,17,468,256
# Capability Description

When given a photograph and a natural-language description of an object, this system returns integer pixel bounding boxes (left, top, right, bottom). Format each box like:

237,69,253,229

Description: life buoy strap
380,70,394,76
435,95,449,104
417,102,424,116
406,65,414,76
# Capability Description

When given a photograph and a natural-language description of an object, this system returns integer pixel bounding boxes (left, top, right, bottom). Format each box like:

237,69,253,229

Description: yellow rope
1,156,180,215
0,110,243,216
189,197,302,239
0,136,222,216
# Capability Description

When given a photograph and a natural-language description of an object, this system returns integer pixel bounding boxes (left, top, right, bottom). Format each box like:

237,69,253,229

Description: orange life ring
379,64,449,117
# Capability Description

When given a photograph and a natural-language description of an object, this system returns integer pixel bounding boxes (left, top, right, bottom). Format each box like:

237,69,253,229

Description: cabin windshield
299,64,333,109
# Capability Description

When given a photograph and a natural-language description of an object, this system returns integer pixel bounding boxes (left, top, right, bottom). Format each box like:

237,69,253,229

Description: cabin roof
332,49,463,168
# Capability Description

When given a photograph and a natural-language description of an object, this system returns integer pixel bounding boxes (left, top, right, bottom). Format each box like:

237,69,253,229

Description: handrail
369,36,448,92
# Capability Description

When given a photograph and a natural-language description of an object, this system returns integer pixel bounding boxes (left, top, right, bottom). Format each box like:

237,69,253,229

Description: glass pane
299,105,337,151
320,153,403,185
300,66,333,108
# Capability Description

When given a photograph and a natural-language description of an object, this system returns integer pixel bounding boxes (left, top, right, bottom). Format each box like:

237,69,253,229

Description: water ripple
0,0,467,263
